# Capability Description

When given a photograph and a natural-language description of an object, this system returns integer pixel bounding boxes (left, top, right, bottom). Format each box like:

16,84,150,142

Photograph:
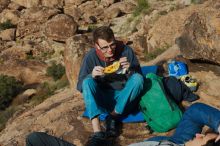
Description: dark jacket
76,44,141,92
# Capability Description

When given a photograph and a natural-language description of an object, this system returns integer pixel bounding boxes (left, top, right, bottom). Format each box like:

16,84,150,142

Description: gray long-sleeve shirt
129,140,184,146
76,45,141,92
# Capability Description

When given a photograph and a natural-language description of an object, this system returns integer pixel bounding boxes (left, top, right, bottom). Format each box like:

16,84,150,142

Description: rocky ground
0,0,220,145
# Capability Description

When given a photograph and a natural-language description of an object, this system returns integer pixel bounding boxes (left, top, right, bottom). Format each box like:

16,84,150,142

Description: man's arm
183,103,220,132
216,123,220,142
123,45,142,75
170,103,220,144
76,54,93,92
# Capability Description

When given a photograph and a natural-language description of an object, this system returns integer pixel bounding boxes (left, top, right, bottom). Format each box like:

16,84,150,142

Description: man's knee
129,73,144,85
82,77,96,88
186,103,206,113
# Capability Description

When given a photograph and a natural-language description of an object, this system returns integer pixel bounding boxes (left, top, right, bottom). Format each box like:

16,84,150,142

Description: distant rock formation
64,34,92,89
177,12,220,65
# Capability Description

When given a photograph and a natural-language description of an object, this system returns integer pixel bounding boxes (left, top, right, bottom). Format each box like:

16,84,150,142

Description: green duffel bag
140,73,183,132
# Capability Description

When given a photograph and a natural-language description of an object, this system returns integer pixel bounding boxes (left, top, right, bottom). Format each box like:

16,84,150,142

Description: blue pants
82,73,144,119
147,103,220,144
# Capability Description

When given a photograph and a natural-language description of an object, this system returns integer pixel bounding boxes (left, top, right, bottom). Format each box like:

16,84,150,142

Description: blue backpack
168,60,188,78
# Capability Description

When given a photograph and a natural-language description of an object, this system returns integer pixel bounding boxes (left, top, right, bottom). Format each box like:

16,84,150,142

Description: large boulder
111,14,141,38
64,0,85,6
130,34,148,62
78,1,97,14
11,0,40,8
112,1,136,14
103,6,121,20
146,0,220,53
0,44,49,84
16,20,41,39
0,9,20,24
0,28,16,41
44,14,78,42
78,1,102,24
176,12,220,64
0,0,10,13
0,88,87,146
0,39,6,53
101,1,136,22
19,7,60,23
100,0,115,7
16,7,60,39
41,0,64,8
7,1,25,10
64,34,92,89
64,5,82,22
0,59,48,85
147,6,197,52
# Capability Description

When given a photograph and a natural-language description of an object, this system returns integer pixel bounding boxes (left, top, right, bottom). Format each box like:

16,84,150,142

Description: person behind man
129,103,220,146
76,26,144,145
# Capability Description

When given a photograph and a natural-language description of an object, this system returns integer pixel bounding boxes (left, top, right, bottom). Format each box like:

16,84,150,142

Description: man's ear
94,43,99,49
215,135,220,142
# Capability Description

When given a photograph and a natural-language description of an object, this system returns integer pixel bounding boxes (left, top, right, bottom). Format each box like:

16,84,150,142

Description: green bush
0,20,16,31
52,75,69,91
46,63,65,81
133,0,150,17
30,82,54,105
0,106,17,131
96,0,101,4
0,75,23,110
88,24,98,32
191,0,203,4
30,76,69,106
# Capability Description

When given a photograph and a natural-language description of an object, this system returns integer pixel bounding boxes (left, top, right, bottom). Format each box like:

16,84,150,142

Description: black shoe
85,132,113,146
105,116,119,137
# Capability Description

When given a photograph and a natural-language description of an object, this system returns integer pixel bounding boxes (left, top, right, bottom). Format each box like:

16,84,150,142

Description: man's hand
216,135,220,142
92,66,104,78
119,57,130,71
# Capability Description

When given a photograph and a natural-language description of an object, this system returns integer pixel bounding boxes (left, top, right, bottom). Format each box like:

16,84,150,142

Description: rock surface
0,28,16,41
44,14,78,42
11,0,40,8
64,34,92,89
0,88,87,146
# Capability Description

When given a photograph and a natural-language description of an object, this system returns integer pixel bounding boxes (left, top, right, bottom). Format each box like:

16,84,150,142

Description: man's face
96,39,116,58
186,133,218,146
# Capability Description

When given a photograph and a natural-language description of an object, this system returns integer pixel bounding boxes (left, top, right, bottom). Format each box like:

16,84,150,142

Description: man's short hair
203,139,220,146
92,26,115,44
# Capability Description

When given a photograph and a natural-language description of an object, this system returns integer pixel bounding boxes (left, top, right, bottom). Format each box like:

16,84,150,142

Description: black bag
162,76,199,103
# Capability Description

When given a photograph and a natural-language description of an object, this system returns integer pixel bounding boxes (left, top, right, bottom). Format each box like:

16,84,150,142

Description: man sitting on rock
76,26,144,145
129,103,220,146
